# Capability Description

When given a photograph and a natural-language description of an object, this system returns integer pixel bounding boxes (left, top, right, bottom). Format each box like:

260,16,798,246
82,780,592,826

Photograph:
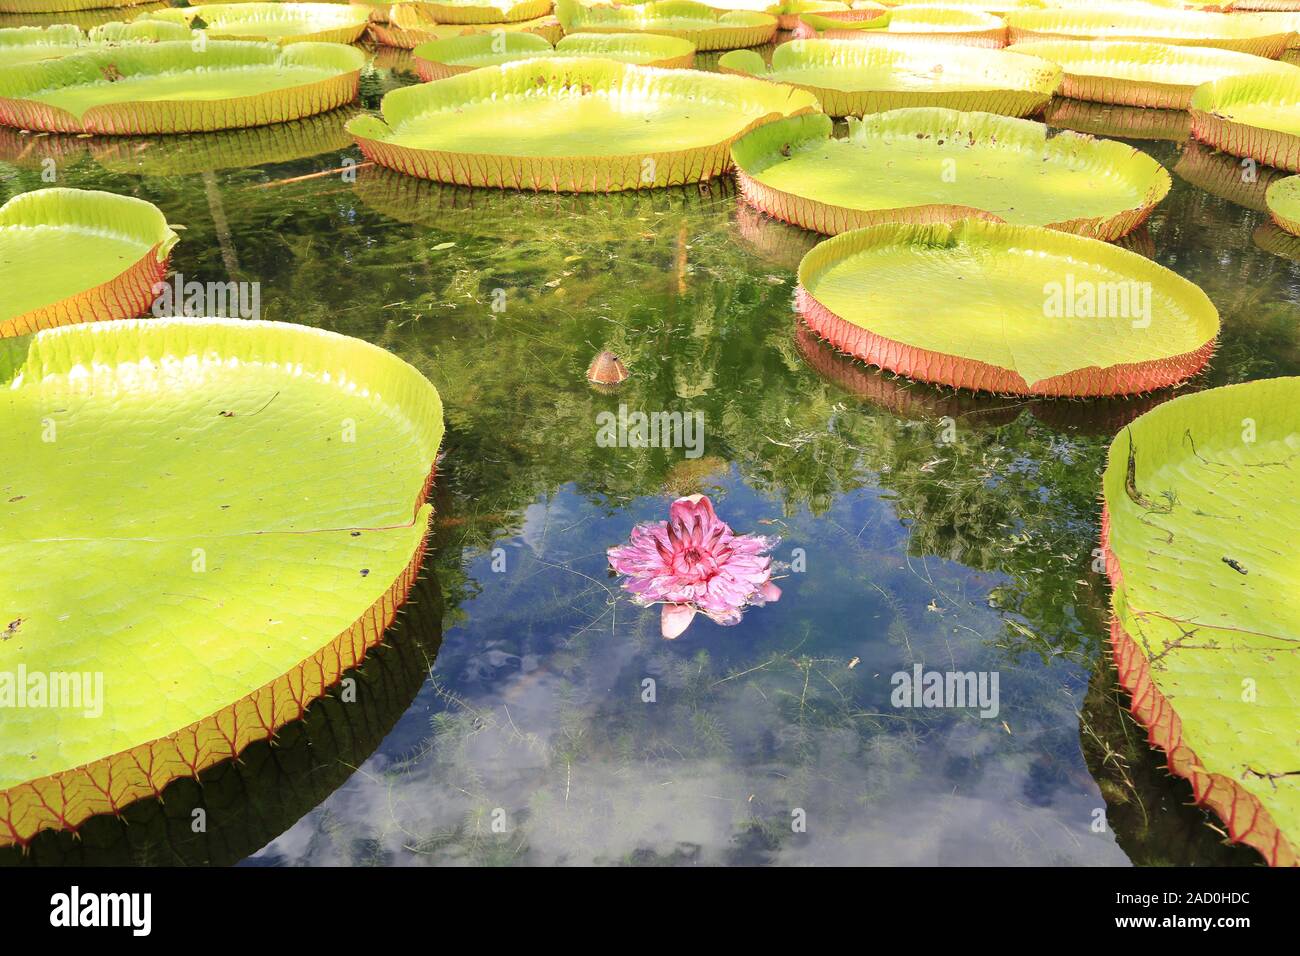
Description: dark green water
2,51,1297,866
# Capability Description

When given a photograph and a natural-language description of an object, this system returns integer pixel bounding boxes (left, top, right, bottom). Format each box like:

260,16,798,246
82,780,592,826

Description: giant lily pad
0,0,156,12
348,56,818,190
1008,39,1300,109
139,3,371,46
556,0,778,52
371,2,562,48
0,187,177,338
1190,72,1300,173
794,7,1009,47
718,38,1060,117
0,20,189,66
402,0,553,23
1101,378,1300,866
1003,8,1294,57
0,40,364,134
733,110,1169,239
1266,174,1300,234
0,317,444,848
1043,95,1192,142
412,31,695,80
1173,140,1287,211
795,218,1219,396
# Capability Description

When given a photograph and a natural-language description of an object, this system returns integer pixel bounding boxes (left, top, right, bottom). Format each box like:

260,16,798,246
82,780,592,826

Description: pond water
2,49,1297,867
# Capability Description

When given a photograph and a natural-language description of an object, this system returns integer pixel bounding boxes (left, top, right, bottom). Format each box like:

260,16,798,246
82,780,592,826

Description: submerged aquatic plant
607,494,780,639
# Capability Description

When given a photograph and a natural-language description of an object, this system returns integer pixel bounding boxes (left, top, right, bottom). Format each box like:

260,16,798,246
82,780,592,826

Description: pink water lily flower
607,494,781,639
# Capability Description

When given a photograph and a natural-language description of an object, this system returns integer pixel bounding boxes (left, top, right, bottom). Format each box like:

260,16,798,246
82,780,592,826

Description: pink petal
759,581,782,603
661,604,697,640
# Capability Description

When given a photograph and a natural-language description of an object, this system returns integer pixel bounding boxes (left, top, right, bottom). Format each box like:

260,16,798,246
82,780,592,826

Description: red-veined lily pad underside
795,218,1219,396
370,4,563,49
732,110,1170,239
0,20,189,67
0,40,364,135
1267,175,1300,234
1191,73,1300,173
347,57,819,191
556,0,779,52
1004,8,1294,57
1102,378,1300,866
793,8,1009,47
1008,39,1300,110
0,187,177,338
0,318,444,848
138,3,372,46
412,31,696,81
718,39,1061,117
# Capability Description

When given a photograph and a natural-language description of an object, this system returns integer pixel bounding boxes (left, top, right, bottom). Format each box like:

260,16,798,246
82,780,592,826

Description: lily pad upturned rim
402,0,554,24
1266,174,1300,234
1101,378,1300,867
137,3,372,46
555,0,779,52
0,317,444,849
718,38,1061,117
0,40,365,135
0,20,191,65
0,186,177,338
795,217,1219,397
732,109,1171,240
0,0,157,13
1190,72,1300,174
1003,8,1295,57
371,6,563,49
347,56,820,191
794,7,1009,47
411,31,696,81
1007,38,1300,110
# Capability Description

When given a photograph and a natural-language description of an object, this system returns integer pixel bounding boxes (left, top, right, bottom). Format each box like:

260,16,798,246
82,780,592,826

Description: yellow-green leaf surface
0,40,365,133
797,7,1007,44
0,187,177,337
403,0,553,23
1102,378,1300,865
348,56,819,190
0,20,189,66
1266,174,1300,234
0,0,157,13
719,39,1061,117
374,3,563,48
1004,8,1294,56
0,318,443,847
1008,39,1299,109
556,0,778,51
733,110,1169,238
796,218,1218,394
1190,72,1300,173
412,30,695,79
139,3,371,45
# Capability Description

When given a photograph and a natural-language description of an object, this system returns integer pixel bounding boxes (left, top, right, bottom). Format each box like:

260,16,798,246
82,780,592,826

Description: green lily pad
0,39,364,134
1008,39,1300,110
556,0,778,52
1266,174,1300,234
372,3,562,49
412,31,696,80
1102,378,1300,866
1004,8,1294,57
406,0,552,23
139,3,371,46
0,187,177,338
732,110,1169,239
348,56,818,191
794,7,1008,47
0,317,443,848
1190,72,1300,174
0,0,157,13
720,38,1060,117
0,20,189,66
795,218,1219,396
